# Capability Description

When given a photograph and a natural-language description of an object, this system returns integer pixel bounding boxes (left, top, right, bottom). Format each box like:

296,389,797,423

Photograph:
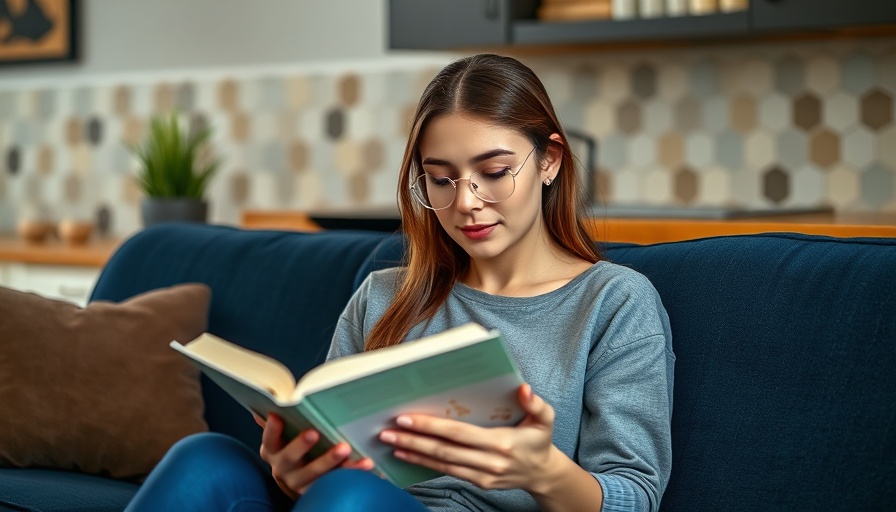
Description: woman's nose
453,178,482,212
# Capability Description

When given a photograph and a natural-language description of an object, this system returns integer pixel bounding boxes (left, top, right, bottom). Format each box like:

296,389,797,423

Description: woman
126,53,673,512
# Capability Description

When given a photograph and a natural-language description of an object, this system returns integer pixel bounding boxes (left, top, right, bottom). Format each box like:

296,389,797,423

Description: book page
291,323,493,401
172,333,297,401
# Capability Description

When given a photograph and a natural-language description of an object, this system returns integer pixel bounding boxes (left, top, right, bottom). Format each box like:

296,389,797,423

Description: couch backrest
603,233,896,511
94,226,896,509
91,223,395,449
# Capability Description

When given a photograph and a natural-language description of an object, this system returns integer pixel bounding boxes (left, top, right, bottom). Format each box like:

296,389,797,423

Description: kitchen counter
586,212,896,244
242,208,896,244
0,236,122,267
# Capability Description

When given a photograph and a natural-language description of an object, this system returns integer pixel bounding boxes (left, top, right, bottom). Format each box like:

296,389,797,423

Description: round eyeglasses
410,147,536,211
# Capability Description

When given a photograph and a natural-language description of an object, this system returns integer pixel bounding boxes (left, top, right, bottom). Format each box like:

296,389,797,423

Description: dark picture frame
0,0,78,66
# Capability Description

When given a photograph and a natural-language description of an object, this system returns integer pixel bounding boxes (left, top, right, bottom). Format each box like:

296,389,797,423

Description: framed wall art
0,0,77,66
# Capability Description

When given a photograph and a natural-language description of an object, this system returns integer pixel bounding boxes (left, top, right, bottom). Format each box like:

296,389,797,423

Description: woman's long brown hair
364,54,600,351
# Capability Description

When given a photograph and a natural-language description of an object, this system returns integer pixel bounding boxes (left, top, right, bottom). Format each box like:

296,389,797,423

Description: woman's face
417,113,556,264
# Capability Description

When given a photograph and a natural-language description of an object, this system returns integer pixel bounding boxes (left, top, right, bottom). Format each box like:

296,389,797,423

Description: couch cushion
353,233,406,289
91,223,395,450
0,468,138,512
604,233,896,511
0,283,210,480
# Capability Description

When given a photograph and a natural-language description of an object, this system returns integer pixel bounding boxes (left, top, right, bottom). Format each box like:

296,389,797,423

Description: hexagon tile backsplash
529,37,896,215
1,37,895,237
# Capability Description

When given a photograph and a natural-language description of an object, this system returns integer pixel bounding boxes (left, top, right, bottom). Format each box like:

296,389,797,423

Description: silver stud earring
544,177,553,186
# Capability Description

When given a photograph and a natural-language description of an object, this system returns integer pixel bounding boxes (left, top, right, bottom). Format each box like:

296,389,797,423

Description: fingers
373,384,557,492
259,412,376,498
341,457,375,471
387,446,510,490
389,445,484,482
518,384,555,427
298,442,352,475
274,442,354,494
260,413,287,458
253,413,266,429
381,427,502,469
260,414,321,467
389,414,498,451
384,384,554,449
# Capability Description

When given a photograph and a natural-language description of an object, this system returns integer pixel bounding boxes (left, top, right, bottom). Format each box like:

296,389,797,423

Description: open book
170,323,525,488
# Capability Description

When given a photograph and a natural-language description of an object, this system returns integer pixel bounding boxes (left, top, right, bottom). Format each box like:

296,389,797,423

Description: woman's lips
459,224,496,240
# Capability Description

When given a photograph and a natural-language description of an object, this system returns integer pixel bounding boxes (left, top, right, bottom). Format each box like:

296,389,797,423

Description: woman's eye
480,167,511,180
428,175,453,187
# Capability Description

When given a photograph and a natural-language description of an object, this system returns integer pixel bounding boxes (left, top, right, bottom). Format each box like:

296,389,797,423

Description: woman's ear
542,133,564,182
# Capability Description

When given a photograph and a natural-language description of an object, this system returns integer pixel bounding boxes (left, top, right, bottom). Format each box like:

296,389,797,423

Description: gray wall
1,0,410,81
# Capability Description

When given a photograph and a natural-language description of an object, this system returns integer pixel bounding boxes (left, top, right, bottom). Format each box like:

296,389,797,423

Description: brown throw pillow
0,283,211,480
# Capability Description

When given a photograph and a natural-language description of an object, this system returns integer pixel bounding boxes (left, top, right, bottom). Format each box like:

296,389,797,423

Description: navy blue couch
2,223,894,511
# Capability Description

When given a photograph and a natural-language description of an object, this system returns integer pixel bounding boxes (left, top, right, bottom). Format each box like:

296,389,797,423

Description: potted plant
128,113,221,227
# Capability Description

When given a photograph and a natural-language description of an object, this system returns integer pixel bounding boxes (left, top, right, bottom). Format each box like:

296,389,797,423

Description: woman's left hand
378,383,559,491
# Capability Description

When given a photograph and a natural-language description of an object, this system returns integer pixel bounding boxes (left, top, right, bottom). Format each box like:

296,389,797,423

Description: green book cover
170,323,526,488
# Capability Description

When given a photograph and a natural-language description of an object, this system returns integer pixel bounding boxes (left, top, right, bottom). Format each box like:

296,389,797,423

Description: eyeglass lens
413,171,516,210
412,147,535,210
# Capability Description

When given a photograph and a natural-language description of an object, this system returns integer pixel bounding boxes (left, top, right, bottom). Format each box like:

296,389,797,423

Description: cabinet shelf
513,12,751,45
389,0,896,51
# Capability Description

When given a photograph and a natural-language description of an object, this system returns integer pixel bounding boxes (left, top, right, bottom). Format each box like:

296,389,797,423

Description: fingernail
303,430,318,443
379,431,397,443
393,450,407,460
396,416,412,428
335,444,351,457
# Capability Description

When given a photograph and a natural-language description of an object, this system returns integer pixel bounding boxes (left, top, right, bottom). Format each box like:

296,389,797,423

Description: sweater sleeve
325,274,372,361
326,268,401,361
580,274,675,512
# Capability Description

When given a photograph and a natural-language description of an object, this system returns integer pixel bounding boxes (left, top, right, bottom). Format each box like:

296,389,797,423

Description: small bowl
17,220,54,244
58,219,94,246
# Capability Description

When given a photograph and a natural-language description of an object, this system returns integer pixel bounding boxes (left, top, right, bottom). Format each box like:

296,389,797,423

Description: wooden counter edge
0,238,123,267
585,218,896,245
241,210,323,232
242,209,896,243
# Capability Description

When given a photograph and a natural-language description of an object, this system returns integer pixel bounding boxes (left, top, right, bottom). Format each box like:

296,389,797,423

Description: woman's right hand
257,413,375,500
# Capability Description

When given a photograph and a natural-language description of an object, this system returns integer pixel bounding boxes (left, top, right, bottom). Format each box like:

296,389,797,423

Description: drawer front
0,263,9,288
6,263,100,307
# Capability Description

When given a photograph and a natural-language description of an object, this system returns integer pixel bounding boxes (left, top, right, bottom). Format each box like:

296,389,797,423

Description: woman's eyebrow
421,148,517,167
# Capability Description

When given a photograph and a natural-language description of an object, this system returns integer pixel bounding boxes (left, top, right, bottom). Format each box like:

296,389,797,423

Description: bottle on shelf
538,0,613,21
719,0,748,12
639,0,665,18
665,0,689,16
612,0,638,19
689,0,718,15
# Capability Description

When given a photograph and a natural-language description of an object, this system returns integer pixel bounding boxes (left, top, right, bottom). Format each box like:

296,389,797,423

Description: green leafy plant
128,113,221,199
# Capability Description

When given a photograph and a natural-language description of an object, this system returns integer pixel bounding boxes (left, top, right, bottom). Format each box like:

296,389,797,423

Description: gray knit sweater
326,261,674,512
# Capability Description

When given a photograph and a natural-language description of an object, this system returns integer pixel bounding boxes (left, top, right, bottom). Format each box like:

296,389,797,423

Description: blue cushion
352,233,406,290
604,233,896,511
91,223,394,450
0,468,137,511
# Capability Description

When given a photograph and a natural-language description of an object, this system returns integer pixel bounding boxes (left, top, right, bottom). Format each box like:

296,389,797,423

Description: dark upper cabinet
388,0,896,50
389,0,511,50
751,0,896,31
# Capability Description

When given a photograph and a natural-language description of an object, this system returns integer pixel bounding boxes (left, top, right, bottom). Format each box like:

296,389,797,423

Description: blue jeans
125,433,428,512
